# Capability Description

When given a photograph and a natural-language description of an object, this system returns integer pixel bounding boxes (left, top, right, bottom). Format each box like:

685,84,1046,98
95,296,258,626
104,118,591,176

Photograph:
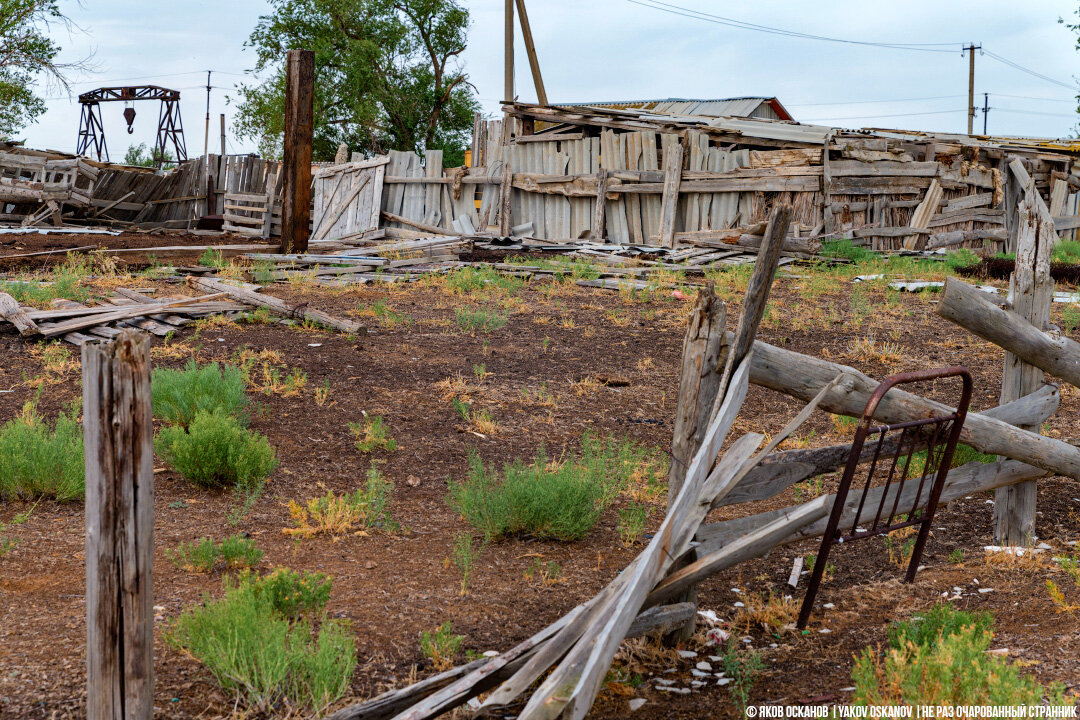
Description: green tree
234,0,479,165
122,142,176,168
0,0,80,136
1062,7,1080,131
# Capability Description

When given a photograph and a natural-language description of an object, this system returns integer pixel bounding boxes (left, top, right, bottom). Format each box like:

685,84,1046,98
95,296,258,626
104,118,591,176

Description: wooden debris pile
327,201,1080,720
0,278,364,345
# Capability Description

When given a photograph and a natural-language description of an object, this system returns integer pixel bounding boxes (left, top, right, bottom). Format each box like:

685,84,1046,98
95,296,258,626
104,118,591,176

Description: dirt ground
0,233,1078,719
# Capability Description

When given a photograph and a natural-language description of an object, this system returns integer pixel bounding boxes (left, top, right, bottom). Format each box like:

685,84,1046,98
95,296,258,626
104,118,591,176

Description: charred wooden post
84,330,154,720
994,161,1055,546
280,49,314,253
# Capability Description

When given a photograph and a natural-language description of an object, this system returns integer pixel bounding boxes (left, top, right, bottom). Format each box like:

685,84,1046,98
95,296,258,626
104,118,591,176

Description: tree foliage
0,0,76,136
234,0,480,165
1062,7,1080,125
122,142,177,168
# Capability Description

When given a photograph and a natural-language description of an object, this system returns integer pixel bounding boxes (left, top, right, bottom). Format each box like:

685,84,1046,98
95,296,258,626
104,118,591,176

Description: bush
854,604,1065,706
285,465,396,538
217,533,264,569
169,534,264,573
152,360,248,427
167,568,353,716
0,402,84,501
155,410,277,489
420,621,464,671
449,449,604,542
168,537,219,573
349,415,397,453
448,434,663,542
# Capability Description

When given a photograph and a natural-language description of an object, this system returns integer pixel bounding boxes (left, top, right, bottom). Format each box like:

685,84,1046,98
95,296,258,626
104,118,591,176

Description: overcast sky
16,0,1080,158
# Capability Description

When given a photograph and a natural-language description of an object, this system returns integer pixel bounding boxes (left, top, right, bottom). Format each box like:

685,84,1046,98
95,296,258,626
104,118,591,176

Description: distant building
556,97,794,122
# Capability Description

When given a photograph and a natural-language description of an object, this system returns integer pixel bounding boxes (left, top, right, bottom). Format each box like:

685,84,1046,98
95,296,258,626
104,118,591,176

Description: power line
801,108,968,122
992,107,1080,119
788,94,966,107
625,0,961,52
988,92,1078,104
982,50,1079,91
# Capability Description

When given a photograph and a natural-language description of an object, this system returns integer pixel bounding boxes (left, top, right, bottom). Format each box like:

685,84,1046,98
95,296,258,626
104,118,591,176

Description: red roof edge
767,98,794,121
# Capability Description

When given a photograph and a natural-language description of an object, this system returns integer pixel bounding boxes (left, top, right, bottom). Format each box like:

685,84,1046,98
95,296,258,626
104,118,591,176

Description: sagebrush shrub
167,568,353,716
152,360,248,427
217,534,264,569
0,402,84,501
168,537,219,573
155,410,277,489
285,465,395,538
448,434,661,542
449,449,603,541
854,604,1065,706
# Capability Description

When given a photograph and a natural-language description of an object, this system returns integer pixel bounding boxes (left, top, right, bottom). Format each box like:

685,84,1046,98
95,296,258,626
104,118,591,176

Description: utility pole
963,43,981,135
203,71,212,159
982,92,990,135
504,0,514,102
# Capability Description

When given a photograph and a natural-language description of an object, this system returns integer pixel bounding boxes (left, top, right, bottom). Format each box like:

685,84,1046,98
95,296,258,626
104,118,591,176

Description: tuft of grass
821,238,877,263
948,548,965,564
152,360,248,428
455,307,508,333
854,604,1065,705
166,568,352,716
285,465,395,538
1052,239,1080,265
420,621,464,672
734,590,799,633
0,401,84,501
452,532,482,595
944,248,980,271
616,503,648,547
349,415,397,453
155,410,278,490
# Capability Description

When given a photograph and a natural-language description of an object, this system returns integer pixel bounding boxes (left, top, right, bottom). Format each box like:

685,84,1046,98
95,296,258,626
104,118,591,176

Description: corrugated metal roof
555,97,793,121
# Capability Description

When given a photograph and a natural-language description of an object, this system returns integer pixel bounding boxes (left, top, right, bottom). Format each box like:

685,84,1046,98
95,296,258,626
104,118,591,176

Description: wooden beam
514,0,547,105
0,291,41,337
187,276,365,335
280,49,314,254
84,330,154,720
591,169,607,241
658,143,683,248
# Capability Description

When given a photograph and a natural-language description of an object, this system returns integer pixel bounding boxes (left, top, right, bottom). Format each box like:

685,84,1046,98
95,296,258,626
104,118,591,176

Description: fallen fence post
84,330,154,720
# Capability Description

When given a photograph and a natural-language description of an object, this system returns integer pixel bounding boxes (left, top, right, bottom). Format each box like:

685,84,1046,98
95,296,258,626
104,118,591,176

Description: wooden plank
84,330,154,720
280,49,314,253
903,178,943,249
188,276,364,335
658,142,684,248
35,294,227,337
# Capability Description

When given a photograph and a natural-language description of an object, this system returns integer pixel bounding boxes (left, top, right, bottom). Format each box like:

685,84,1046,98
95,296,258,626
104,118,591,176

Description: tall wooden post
514,0,547,105
995,160,1054,546
504,0,514,101
84,330,154,720
281,49,314,253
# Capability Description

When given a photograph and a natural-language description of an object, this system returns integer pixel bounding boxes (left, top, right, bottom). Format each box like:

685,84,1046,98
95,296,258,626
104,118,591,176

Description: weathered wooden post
665,287,726,640
280,48,314,254
994,161,1055,546
84,330,154,720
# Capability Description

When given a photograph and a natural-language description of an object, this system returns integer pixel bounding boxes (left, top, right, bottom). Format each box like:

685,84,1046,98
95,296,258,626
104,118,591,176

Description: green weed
452,532,482,596
420,621,464,672
455,307,508,333
722,638,765,715
168,537,220,573
617,503,648,547
349,415,397,453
